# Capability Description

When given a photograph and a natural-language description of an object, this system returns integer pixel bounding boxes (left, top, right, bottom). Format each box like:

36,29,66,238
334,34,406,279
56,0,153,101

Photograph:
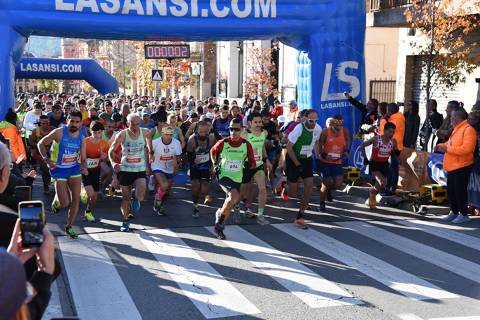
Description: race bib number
328,153,341,160
86,158,100,168
224,160,242,172
196,154,210,163
126,155,141,163
254,148,262,161
160,155,174,161
300,145,313,156
61,153,78,165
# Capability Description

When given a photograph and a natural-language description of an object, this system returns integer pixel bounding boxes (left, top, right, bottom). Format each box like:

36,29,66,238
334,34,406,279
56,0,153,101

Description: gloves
363,157,370,166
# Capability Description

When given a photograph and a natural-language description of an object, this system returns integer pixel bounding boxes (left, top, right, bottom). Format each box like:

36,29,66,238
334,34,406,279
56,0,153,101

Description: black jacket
404,112,421,148
347,97,377,128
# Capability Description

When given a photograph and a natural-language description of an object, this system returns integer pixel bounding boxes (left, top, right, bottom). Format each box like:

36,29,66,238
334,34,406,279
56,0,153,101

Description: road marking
396,220,480,251
338,221,480,284
429,317,480,320
138,229,260,319
208,226,362,308
397,313,424,320
57,234,142,320
274,223,457,300
41,281,63,320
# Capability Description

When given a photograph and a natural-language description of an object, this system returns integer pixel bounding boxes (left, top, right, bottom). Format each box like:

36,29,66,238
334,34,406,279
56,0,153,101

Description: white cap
206,112,214,119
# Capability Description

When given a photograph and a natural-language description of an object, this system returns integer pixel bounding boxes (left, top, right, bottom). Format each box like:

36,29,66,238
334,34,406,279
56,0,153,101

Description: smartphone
15,185,32,201
19,201,45,248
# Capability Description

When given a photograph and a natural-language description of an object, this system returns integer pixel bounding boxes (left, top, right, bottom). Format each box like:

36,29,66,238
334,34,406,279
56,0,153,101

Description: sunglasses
229,127,241,132
307,119,318,123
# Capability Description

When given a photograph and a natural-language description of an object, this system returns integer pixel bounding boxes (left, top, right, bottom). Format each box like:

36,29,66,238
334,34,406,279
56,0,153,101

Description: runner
82,121,109,221
242,112,272,225
186,121,216,218
210,118,256,240
361,122,397,209
285,109,321,229
37,110,86,238
109,114,152,232
29,115,55,194
151,126,182,215
318,115,350,211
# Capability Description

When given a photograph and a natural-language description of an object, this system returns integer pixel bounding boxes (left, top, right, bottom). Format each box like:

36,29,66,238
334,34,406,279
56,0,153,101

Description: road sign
152,69,163,81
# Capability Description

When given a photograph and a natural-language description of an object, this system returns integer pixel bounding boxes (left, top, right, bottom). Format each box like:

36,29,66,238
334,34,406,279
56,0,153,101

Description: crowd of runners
1,91,477,240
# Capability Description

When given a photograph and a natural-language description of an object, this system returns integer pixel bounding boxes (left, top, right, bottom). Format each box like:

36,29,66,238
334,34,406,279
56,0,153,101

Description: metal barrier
366,0,413,12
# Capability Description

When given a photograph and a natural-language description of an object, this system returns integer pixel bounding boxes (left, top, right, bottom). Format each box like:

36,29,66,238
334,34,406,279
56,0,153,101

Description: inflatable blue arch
0,0,365,133
16,57,119,95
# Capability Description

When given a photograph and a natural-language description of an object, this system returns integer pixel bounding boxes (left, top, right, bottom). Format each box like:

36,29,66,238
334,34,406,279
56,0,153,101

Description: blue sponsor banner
468,160,480,207
348,138,370,177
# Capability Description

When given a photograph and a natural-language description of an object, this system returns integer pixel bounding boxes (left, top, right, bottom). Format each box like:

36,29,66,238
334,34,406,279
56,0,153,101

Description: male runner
285,109,321,229
109,114,152,232
82,121,109,221
210,118,256,240
29,115,55,193
186,121,216,218
151,126,182,215
38,110,86,238
242,112,272,225
318,115,350,211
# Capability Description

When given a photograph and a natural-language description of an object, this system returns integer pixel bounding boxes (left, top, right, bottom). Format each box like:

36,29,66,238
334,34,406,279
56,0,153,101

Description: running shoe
120,221,130,232
84,210,95,222
51,198,60,214
192,206,200,219
204,195,212,206
127,208,135,221
280,187,289,201
65,226,78,239
108,185,115,197
243,207,256,219
257,215,270,225
80,190,88,204
154,200,165,216
319,201,326,212
294,218,308,229
214,223,226,240
442,212,457,222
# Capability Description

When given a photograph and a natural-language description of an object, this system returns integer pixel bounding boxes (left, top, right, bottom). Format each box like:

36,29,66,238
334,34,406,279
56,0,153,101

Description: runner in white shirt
151,126,182,215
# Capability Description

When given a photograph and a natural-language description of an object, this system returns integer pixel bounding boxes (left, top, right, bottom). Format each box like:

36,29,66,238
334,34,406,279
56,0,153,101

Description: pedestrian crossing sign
152,69,163,81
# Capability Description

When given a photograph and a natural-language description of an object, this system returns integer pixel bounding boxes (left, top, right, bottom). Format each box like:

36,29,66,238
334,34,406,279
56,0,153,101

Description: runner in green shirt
210,118,257,240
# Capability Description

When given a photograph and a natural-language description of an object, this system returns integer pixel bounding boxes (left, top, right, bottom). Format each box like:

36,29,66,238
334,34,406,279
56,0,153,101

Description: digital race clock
144,44,190,59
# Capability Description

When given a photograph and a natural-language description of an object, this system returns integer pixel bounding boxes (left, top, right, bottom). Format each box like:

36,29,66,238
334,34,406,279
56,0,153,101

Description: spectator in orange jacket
379,103,405,195
436,109,476,224
0,109,26,163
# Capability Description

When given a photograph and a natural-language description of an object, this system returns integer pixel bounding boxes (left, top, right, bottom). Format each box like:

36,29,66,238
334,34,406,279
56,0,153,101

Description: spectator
344,92,378,130
270,99,284,119
418,99,444,151
0,108,27,163
287,100,299,121
379,103,405,194
436,100,460,144
403,100,421,148
436,109,476,224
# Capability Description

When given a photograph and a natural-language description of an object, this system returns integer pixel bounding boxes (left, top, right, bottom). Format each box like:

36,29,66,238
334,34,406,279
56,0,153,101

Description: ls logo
321,61,360,101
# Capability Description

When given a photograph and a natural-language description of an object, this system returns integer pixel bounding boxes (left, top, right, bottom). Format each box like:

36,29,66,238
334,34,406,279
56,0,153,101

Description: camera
19,201,45,247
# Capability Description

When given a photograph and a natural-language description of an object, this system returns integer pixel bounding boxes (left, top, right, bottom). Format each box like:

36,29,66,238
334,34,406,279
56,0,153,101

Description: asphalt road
34,176,480,320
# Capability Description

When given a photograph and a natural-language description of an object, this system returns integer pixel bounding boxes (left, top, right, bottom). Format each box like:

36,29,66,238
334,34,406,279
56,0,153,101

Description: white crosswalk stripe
273,223,458,300
207,225,363,308
396,219,480,251
57,234,142,320
138,228,261,319
337,220,480,284
54,220,480,320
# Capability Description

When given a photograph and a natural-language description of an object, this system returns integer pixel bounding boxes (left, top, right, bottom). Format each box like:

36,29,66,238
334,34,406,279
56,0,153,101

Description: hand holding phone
19,201,45,248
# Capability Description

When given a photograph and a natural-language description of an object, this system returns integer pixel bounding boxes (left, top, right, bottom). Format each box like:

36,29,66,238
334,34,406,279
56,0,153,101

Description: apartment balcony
367,0,480,27
366,0,412,27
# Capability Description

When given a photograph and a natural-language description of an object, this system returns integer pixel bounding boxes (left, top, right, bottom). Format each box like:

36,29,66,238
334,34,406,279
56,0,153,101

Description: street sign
152,69,163,81
145,44,190,60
